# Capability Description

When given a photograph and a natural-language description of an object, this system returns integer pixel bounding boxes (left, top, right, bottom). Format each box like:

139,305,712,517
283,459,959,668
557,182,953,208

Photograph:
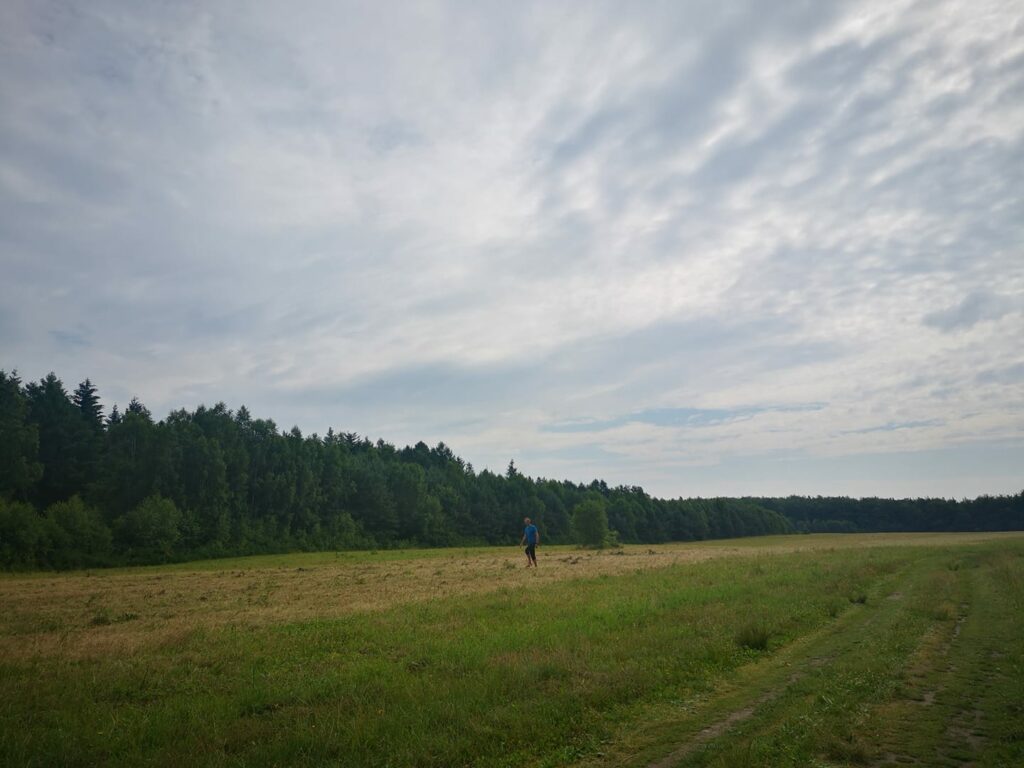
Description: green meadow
1,533,1021,767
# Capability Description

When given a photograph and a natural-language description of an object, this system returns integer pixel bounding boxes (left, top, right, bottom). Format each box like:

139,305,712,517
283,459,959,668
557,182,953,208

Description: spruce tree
126,397,152,421
26,373,93,506
72,379,104,432
0,371,42,500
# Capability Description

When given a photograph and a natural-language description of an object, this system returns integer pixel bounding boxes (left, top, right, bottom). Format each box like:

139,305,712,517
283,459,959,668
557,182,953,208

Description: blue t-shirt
524,524,538,544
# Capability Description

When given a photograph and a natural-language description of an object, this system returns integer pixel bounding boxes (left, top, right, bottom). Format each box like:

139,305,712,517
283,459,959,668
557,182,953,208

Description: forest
1,370,1020,570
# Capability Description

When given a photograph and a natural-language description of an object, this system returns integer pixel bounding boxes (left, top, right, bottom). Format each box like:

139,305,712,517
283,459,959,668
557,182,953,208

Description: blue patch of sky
976,362,1024,386
50,328,91,349
839,419,945,435
543,403,826,434
923,291,1016,333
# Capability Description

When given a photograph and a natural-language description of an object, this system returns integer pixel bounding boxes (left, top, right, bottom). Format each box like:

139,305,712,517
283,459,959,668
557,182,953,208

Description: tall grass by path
1,535,1021,767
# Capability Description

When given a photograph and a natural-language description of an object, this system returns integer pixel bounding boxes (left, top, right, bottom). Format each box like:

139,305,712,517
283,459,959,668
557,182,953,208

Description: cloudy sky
2,1,1022,499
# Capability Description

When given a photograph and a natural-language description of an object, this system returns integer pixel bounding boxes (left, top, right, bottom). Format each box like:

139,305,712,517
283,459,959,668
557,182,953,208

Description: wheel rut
641,570,907,767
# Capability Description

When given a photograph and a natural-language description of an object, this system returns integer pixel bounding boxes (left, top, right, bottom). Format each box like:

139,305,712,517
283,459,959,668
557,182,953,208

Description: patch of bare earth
870,606,983,767
646,668,811,768
646,693,773,768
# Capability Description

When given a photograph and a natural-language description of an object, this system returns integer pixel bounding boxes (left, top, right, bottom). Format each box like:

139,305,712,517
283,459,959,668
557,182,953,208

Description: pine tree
25,373,97,506
0,370,42,500
72,379,104,432
126,397,152,421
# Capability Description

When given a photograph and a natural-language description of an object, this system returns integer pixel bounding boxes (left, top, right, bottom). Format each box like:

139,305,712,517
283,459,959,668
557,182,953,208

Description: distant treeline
754,495,1022,534
0,370,1020,570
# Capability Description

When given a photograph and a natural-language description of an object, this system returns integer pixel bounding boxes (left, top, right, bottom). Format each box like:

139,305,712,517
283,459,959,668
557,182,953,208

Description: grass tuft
735,620,771,651
89,610,139,626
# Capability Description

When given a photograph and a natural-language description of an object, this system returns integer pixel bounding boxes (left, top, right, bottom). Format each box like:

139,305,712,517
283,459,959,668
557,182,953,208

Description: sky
1,1,1022,500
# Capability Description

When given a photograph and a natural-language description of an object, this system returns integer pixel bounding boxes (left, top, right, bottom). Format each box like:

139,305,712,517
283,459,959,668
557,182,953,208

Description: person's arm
520,532,526,545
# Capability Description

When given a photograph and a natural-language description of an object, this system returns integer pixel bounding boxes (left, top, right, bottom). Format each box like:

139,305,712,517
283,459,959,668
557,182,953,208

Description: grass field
1,532,1021,767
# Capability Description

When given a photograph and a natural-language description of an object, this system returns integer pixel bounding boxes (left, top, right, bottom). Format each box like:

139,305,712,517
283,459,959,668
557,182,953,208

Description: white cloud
2,0,1022,496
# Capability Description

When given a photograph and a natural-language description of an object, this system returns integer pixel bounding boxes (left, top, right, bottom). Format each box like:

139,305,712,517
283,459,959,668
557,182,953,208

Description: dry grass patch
0,532,1017,660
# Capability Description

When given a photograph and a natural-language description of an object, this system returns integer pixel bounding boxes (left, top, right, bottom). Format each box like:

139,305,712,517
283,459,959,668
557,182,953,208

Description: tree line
0,370,1019,570
753,494,1021,534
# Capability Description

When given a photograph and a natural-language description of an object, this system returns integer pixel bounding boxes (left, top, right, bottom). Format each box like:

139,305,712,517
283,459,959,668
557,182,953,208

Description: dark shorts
525,544,536,559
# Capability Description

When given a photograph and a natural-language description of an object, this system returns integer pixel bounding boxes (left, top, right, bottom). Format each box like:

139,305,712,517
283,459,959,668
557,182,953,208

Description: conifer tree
25,373,93,506
126,397,152,421
0,371,42,500
72,379,104,432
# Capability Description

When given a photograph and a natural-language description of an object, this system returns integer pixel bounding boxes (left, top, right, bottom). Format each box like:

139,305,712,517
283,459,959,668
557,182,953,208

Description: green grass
1,536,1022,767
580,540,1024,768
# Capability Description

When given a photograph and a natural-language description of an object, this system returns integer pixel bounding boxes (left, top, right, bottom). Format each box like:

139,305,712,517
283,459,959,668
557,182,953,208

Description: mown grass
0,534,1021,767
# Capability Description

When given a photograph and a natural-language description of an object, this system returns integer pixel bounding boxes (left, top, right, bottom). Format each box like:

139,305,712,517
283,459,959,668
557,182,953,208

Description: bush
44,496,113,568
117,495,182,561
0,496,57,569
572,496,610,548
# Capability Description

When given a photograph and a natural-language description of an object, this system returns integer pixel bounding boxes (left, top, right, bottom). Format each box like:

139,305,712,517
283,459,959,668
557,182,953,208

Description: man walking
521,517,539,567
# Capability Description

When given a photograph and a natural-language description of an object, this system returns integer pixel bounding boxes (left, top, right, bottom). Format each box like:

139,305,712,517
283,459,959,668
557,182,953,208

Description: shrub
572,496,610,548
117,495,182,561
44,496,113,568
0,497,59,569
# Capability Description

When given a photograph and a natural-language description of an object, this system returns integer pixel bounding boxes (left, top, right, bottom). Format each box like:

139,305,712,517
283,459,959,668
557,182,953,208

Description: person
521,517,539,567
